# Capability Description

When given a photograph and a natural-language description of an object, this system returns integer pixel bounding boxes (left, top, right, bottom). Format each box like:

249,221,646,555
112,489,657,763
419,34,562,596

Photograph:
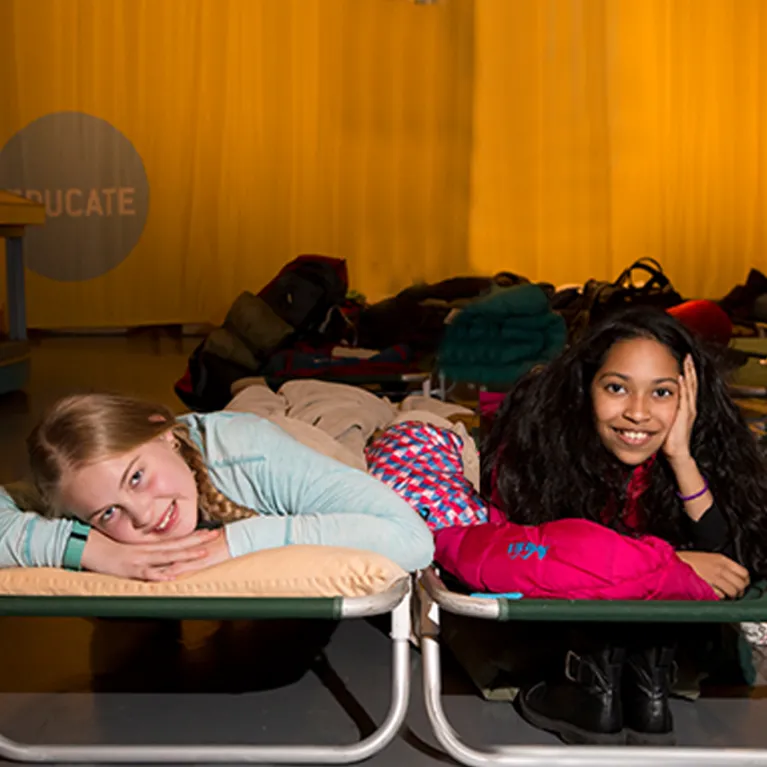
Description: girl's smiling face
590,337,681,466
57,431,199,542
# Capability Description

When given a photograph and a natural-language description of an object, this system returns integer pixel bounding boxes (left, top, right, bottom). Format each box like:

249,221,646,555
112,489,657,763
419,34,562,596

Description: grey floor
1,333,767,765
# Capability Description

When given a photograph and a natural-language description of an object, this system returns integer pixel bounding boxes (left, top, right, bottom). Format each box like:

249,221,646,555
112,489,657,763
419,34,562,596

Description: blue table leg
5,236,26,341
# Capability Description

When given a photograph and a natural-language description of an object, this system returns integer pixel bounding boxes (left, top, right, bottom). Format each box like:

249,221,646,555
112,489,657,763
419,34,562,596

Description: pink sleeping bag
434,504,717,600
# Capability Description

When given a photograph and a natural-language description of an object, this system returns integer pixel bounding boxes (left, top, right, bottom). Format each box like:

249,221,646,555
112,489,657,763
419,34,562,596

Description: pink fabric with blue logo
433,505,717,601
366,420,716,601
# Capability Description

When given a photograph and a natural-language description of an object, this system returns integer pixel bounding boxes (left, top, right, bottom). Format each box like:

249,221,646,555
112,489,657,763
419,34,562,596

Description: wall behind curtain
0,0,474,328
469,0,767,300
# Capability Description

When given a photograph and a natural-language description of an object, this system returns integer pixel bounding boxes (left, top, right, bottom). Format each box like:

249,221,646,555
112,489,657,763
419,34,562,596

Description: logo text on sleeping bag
508,542,548,561
0,112,149,282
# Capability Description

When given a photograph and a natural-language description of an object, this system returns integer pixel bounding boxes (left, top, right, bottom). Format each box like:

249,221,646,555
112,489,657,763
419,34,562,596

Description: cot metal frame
0,577,412,764
418,566,767,767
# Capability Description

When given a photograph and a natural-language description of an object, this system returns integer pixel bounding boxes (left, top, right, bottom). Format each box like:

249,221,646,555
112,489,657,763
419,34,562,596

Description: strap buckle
564,650,581,683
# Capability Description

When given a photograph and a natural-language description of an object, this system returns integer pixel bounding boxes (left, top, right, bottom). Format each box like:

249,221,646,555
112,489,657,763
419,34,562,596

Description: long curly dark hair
481,307,767,577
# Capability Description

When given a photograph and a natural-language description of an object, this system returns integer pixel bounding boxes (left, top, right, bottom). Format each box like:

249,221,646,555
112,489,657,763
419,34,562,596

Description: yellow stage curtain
0,0,474,328
469,0,767,300
3,0,767,330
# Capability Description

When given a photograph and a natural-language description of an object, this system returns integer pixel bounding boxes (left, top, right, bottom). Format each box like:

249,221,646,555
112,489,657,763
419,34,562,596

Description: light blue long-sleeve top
0,412,434,572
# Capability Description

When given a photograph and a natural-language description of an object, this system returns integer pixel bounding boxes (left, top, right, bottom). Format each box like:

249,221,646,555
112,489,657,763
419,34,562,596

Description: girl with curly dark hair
482,306,765,746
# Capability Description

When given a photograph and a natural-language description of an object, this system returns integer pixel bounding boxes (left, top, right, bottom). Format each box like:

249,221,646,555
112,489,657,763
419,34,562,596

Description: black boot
623,646,676,746
518,647,627,745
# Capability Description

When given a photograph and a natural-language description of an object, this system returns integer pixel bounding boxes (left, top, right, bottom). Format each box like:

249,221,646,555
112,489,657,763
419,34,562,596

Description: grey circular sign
0,112,149,282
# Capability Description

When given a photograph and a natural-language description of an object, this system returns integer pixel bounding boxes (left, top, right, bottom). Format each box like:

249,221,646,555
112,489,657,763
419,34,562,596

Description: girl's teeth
157,504,173,531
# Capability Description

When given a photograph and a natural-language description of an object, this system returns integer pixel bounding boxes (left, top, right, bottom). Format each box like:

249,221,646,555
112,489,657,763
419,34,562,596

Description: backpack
559,258,684,339
258,255,348,337
174,255,349,411
588,258,684,323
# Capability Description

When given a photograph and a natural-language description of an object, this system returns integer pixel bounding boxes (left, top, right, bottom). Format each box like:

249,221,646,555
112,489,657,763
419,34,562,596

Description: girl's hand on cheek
662,355,698,464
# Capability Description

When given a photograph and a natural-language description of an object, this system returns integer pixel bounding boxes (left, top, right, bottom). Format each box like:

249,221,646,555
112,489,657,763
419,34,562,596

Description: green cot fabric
0,596,342,620
731,337,767,357
729,338,767,387
495,585,767,623
732,358,767,388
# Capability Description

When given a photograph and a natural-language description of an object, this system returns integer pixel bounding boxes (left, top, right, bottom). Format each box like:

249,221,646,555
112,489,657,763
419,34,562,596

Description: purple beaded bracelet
677,479,709,502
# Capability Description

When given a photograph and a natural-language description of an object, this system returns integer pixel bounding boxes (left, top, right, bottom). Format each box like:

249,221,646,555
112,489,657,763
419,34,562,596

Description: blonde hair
17,393,257,524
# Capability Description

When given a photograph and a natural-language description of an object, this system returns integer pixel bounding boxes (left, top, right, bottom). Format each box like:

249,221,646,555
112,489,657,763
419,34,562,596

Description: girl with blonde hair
0,392,434,579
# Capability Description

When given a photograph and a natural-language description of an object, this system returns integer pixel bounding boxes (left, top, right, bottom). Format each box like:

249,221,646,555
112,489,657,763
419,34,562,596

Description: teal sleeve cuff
62,520,91,571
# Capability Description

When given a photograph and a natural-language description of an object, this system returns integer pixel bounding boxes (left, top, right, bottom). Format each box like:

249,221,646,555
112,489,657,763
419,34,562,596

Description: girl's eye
129,469,143,488
605,382,625,394
101,506,118,523
654,387,674,398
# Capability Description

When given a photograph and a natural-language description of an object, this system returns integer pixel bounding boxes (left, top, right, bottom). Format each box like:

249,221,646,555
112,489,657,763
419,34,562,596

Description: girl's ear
158,429,176,445
151,417,176,446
